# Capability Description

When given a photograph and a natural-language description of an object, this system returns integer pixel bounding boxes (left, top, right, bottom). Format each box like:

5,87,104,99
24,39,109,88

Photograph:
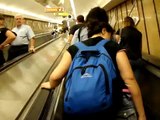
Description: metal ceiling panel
0,0,123,23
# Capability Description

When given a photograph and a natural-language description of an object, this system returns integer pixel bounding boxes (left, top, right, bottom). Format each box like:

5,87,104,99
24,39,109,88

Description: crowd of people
0,5,146,120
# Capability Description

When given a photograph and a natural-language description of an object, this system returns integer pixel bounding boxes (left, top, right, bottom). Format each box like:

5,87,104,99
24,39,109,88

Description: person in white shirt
70,7,109,45
7,14,35,61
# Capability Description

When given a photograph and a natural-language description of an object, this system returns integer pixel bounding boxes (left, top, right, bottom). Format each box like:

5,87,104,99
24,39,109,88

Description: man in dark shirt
67,15,84,43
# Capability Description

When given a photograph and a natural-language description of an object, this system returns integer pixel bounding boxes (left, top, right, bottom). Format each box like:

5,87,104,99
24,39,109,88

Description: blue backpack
64,40,117,115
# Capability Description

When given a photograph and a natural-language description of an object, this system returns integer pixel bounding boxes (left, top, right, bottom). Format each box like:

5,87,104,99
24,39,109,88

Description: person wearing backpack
71,7,109,45
67,15,84,44
41,8,146,120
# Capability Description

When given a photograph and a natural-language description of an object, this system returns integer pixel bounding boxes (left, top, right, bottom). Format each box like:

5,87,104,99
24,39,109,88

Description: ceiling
0,0,126,24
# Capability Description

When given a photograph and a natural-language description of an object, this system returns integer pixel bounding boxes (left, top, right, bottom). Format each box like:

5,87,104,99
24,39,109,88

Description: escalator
0,32,57,72
2,34,159,120
24,59,160,120
0,35,68,120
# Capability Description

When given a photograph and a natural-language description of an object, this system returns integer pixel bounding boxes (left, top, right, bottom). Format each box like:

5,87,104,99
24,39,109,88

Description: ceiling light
0,3,61,24
70,0,76,19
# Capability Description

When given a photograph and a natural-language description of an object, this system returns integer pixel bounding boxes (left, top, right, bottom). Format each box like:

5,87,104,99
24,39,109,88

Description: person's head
123,16,135,27
87,20,114,40
86,7,109,24
15,14,24,27
0,14,5,26
76,15,84,23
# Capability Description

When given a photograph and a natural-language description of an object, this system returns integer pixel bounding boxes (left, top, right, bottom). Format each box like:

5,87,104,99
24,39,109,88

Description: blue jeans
116,94,137,120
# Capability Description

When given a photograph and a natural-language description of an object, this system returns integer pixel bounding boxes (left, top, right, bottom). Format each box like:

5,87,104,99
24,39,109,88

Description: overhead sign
58,12,69,16
45,7,64,13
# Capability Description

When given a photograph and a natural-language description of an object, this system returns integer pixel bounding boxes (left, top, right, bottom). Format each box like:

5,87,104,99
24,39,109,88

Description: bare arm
41,51,72,89
29,38,35,52
0,30,16,50
67,34,73,43
116,51,146,120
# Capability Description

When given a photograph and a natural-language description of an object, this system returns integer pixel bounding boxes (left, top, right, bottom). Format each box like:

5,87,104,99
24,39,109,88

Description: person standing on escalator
120,16,143,82
0,14,16,66
7,14,35,61
67,15,84,44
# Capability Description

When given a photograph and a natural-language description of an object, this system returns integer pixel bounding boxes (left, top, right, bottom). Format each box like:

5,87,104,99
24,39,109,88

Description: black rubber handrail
19,43,69,120
142,53,160,69
0,35,61,73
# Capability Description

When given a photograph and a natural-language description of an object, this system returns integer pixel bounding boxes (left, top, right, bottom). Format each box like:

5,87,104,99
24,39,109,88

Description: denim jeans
116,94,137,120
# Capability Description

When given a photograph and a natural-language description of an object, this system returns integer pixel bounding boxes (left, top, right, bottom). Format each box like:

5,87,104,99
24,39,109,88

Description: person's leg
7,46,17,61
0,50,5,66
16,45,28,56
7,45,28,61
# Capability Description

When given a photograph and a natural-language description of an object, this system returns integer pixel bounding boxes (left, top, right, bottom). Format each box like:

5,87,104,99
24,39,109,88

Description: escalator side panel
0,37,66,120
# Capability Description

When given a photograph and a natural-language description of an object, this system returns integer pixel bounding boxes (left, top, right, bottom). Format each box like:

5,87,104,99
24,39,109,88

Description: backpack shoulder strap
78,27,83,42
96,39,112,59
96,39,109,47
74,39,109,53
74,41,87,50
75,39,110,50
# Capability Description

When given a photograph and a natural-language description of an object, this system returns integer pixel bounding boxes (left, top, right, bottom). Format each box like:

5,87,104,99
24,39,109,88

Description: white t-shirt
71,27,88,45
11,24,35,45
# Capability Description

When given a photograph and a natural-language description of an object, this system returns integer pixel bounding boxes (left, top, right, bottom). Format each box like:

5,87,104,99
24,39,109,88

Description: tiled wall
106,0,160,67
3,15,55,34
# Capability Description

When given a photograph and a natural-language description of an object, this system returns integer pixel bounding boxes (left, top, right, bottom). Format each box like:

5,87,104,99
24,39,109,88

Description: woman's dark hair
85,7,110,37
124,16,135,27
87,20,114,37
86,7,109,23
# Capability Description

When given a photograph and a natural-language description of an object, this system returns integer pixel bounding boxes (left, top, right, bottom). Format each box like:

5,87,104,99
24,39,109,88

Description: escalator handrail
0,35,61,73
20,43,69,120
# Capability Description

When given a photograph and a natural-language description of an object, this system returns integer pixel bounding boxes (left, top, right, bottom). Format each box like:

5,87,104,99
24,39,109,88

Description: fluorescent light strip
59,0,64,5
0,4,61,24
70,0,76,19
